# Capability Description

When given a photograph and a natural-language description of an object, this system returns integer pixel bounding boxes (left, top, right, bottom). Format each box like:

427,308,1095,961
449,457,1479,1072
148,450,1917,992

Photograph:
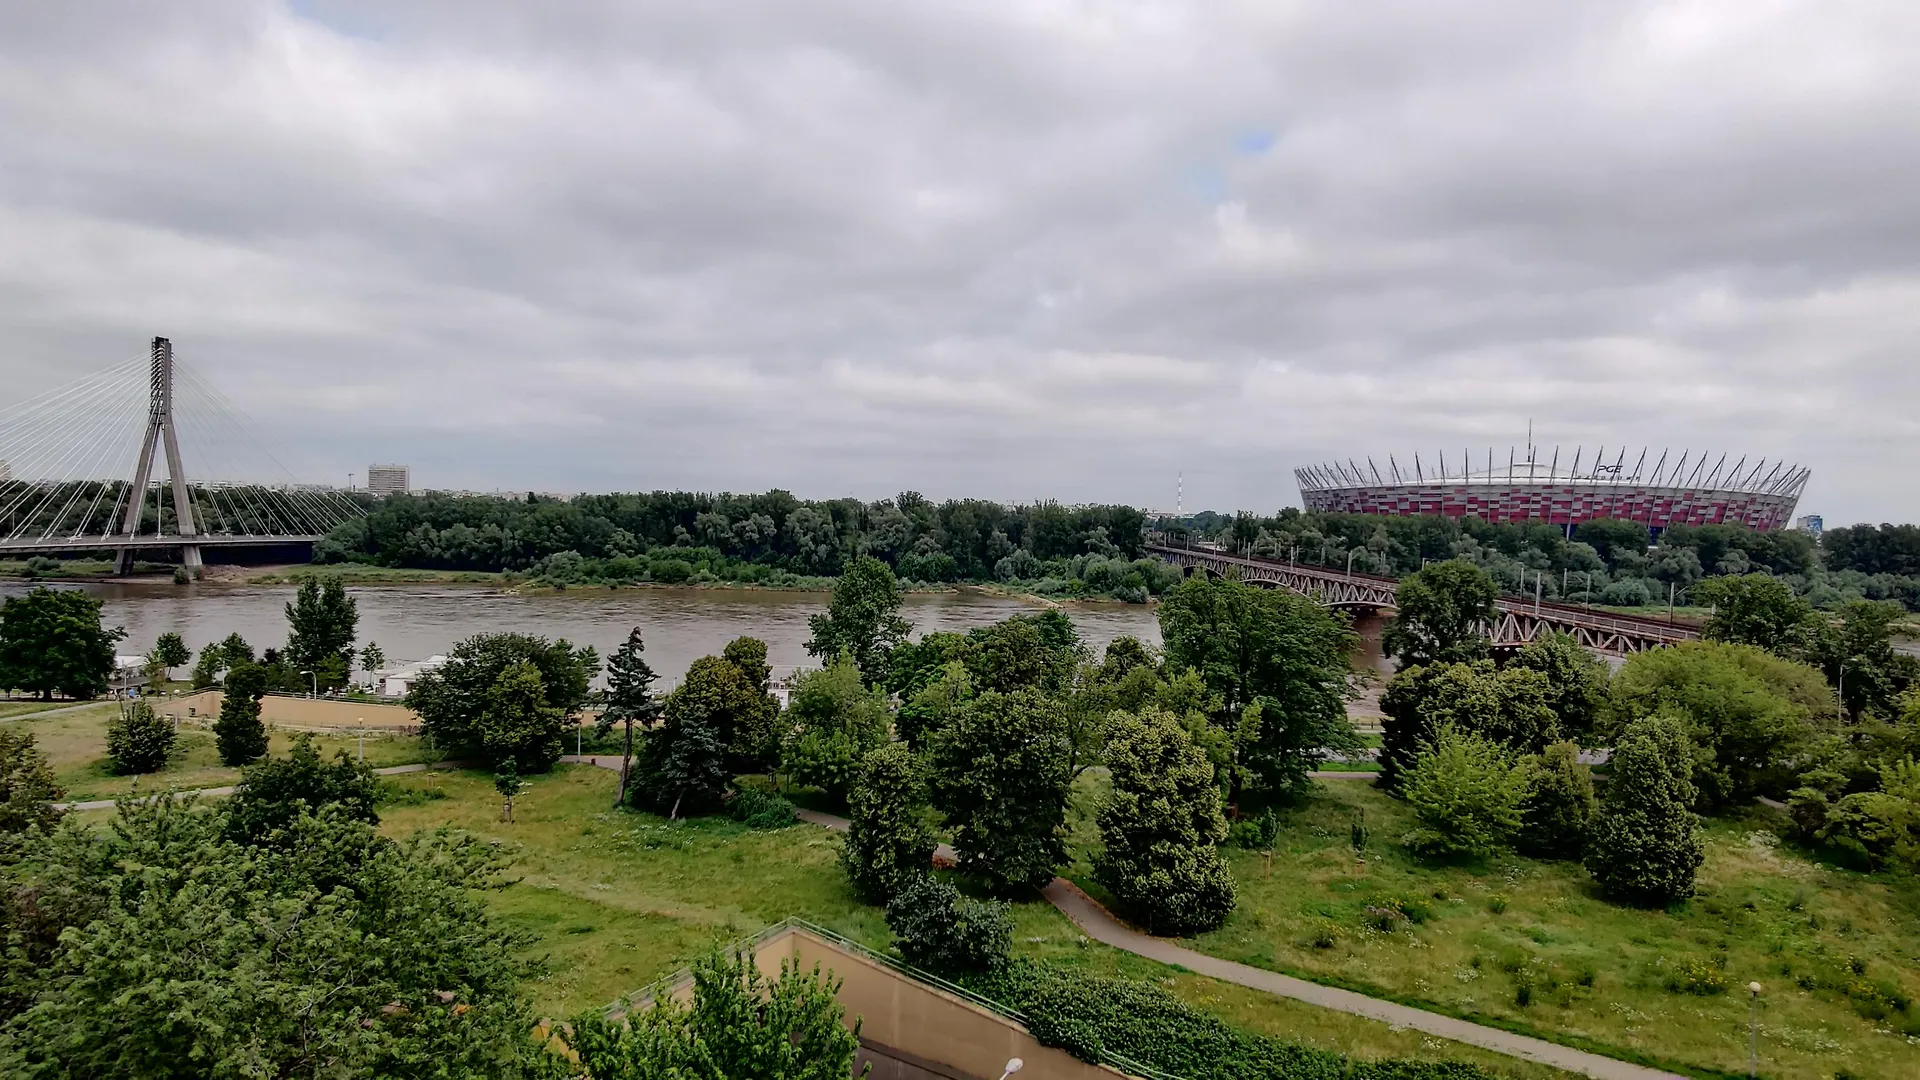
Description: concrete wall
647,926,1133,1080
162,690,421,731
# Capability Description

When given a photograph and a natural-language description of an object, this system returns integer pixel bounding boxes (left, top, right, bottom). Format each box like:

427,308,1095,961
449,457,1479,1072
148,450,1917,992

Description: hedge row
964,959,1499,1080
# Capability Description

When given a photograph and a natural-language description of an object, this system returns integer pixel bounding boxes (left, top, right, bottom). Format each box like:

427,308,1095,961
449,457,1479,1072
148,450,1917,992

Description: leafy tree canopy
1379,660,1558,789
804,556,910,685
783,653,888,803
0,587,124,701
1094,706,1235,935
224,733,378,846
0,730,62,836
283,576,359,689
1585,714,1704,906
0,797,551,1077
1382,560,1498,669
406,633,599,771
929,688,1073,891
1399,724,1526,860
1156,573,1357,802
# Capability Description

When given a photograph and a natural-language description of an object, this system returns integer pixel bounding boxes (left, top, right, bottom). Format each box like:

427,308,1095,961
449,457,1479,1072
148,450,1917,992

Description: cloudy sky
2,1,1917,523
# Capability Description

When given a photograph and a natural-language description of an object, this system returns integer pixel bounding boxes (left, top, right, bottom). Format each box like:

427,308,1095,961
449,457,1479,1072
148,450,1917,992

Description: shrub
1094,707,1236,935
963,958,1500,1080
841,742,938,902
884,876,1012,977
0,729,63,834
1399,725,1525,859
648,558,694,583
1665,959,1728,996
106,700,176,775
224,733,378,845
1515,741,1595,860
1585,714,1705,906
781,654,888,804
723,785,796,829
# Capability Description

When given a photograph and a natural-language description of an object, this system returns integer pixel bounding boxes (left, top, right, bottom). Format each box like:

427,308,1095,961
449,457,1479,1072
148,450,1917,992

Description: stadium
1294,446,1810,534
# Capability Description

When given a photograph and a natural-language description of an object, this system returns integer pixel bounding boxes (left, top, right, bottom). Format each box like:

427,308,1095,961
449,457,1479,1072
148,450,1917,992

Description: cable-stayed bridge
0,337,363,575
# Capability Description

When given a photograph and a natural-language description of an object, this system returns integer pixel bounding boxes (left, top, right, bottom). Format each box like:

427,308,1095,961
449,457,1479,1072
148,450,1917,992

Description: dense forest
1168,510,1920,611
308,489,1920,611
314,490,1173,599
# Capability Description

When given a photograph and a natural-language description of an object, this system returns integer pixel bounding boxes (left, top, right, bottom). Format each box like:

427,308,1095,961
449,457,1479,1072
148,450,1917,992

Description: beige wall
163,690,421,730
649,927,1133,1080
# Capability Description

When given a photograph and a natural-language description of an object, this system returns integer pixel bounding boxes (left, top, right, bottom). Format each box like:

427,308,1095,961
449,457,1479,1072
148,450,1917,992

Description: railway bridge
1146,544,1699,656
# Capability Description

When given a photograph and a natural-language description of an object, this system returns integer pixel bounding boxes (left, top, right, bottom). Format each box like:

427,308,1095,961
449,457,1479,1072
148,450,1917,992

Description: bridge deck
0,534,321,554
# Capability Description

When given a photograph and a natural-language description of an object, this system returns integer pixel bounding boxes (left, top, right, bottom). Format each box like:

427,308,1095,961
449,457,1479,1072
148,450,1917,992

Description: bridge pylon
114,336,201,577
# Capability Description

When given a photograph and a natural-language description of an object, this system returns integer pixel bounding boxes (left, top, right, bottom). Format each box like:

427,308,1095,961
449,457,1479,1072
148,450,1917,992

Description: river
1,579,1392,688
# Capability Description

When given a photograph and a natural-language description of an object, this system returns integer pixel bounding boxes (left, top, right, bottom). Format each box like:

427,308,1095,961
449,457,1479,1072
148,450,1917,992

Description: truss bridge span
1146,544,1698,656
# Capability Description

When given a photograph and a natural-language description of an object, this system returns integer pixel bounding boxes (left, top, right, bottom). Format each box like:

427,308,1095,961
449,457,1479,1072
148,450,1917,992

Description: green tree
148,632,190,681
0,587,124,701
223,732,377,846
283,576,359,690
783,654,889,804
842,742,938,903
189,648,222,690
1609,641,1831,808
359,640,386,675
1585,714,1704,906
719,636,782,773
637,657,751,818
494,758,525,823
1381,559,1497,669
1809,756,1920,871
805,555,910,685
1094,707,1236,935
0,797,549,1077
1156,573,1357,802
1508,631,1609,742
597,627,661,808
1399,724,1526,859
214,661,269,766
1516,741,1595,860
1804,599,1919,722
568,948,862,1080
105,700,176,775
406,633,599,771
1378,661,1558,789
0,730,63,836
928,689,1073,891
884,876,1013,976
1695,573,1816,655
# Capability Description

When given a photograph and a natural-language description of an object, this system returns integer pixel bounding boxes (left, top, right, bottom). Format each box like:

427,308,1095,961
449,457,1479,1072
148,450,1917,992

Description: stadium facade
1295,447,1809,533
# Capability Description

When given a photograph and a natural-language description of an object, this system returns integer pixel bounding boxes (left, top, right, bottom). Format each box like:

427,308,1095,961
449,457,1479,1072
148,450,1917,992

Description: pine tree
1585,714,1704,905
598,627,660,809
1093,707,1235,934
842,742,938,902
215,661,270,766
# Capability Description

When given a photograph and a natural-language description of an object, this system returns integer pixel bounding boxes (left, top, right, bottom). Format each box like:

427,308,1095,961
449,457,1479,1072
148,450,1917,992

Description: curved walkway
779,799,1681,1080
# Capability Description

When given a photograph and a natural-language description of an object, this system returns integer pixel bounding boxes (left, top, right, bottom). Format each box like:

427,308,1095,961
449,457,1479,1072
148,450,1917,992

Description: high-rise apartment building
366,464,410,497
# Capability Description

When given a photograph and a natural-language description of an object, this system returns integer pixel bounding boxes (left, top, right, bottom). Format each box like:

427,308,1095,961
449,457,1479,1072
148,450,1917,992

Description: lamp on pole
998,1060,1025,1080
1836,660,1848,723
1346,549,1358,579
300,670,316,698
1747,982,1762,1077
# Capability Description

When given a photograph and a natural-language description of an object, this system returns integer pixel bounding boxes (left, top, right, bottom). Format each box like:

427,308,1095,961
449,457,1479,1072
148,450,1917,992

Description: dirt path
54,762,450,811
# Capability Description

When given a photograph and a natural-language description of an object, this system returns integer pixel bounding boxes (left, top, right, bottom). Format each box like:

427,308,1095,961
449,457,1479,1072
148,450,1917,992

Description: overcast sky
3,1,1917,524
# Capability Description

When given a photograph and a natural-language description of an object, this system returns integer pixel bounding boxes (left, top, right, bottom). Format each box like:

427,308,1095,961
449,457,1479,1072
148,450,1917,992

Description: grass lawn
17,701,438,801
378,766,1576,1078
1060,778,1919,1080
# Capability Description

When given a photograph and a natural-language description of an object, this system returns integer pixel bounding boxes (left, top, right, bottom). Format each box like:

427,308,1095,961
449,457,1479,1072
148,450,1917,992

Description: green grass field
377,766,1576,1078
13,700,438,801
1058,777,1919,1080
246,564,509,584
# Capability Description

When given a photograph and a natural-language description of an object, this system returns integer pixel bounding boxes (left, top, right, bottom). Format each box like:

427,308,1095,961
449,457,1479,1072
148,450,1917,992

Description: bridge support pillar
181,545,203,578
113,548,133,576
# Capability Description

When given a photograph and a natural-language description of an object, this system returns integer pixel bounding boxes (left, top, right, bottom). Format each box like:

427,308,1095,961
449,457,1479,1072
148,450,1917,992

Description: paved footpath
1,701,113,723
781,798,1681,1080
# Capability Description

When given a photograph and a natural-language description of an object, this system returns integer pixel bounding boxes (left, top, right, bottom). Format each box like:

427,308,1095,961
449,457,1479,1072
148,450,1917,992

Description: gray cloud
1,0,1916,522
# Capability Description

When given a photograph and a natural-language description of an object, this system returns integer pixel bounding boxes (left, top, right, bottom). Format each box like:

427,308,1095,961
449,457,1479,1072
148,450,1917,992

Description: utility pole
116,337,201,577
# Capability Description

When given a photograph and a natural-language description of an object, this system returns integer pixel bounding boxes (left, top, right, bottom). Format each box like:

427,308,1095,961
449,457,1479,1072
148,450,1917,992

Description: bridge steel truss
1147,545,1698,656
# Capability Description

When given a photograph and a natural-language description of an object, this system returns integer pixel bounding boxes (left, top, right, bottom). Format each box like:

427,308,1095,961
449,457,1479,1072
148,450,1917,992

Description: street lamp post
300,670,316,698
1747,982,1762,1077
998,1059,1025,1080
1346,550,1358,579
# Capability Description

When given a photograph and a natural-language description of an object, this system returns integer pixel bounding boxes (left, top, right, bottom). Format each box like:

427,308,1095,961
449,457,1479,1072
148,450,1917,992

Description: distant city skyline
2,4,1916,526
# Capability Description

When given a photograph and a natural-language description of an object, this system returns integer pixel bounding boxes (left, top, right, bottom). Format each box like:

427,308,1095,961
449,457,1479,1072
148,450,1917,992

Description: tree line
1175,509,1920,611
311,489,1165,599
